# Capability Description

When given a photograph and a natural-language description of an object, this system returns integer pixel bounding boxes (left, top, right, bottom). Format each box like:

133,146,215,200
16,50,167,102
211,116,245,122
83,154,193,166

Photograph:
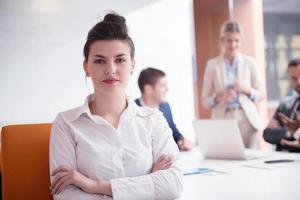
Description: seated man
263,58,300,152
136,67,193,151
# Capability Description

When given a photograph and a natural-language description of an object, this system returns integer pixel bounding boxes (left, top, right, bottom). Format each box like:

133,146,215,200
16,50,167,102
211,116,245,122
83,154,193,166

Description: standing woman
49,13,182,200
202,21,264,149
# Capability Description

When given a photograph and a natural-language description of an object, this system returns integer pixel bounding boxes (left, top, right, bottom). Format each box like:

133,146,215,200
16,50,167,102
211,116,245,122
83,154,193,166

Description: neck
224,52,237,64
90,92,127,118
141,95,159,108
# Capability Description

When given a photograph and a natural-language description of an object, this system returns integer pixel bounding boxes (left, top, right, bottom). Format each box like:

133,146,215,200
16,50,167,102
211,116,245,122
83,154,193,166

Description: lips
102,78,120,85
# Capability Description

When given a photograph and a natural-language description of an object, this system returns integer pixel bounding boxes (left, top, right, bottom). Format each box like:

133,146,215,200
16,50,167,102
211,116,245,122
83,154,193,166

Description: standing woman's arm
202,61,217,108
249,59,265,103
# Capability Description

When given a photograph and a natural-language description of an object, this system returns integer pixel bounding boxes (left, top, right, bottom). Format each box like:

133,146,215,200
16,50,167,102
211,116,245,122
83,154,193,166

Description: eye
94,59,105,64
115,58,126,63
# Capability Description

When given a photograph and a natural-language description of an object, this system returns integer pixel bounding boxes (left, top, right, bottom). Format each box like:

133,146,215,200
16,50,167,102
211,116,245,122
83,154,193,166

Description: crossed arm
263,111,300,149
50,154,174,196
49,113,183,200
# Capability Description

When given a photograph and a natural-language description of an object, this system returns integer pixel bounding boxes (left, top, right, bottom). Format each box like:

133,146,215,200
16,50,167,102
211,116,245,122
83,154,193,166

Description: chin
225,51,235,57
96,87,123,96
231,50,238,55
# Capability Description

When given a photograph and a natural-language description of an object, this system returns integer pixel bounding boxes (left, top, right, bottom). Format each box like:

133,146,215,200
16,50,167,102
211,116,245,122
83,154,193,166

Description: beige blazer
202,54,264,130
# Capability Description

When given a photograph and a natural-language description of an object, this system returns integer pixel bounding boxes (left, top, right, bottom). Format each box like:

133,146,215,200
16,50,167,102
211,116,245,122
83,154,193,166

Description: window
263,0,300,102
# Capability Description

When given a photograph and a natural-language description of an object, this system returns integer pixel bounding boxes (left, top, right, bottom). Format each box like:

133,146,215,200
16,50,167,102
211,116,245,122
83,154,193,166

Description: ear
129,59,135,75
144,84,153,94
83,60,89,77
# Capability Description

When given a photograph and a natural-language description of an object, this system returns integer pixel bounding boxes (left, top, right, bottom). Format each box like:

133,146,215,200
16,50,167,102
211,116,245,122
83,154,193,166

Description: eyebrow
92,53,126,58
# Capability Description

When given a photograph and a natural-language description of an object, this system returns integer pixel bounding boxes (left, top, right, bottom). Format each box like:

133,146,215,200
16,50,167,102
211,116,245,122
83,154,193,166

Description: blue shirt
224,56,240,109
207,54,257,108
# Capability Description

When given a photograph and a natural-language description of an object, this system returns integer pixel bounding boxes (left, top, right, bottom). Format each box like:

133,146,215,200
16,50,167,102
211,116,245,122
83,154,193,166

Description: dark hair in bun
83,13,135,61
104,13,126,24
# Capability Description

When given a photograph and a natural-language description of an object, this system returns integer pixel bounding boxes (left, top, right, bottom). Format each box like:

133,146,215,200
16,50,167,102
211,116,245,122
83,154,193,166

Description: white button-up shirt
49,94,183,200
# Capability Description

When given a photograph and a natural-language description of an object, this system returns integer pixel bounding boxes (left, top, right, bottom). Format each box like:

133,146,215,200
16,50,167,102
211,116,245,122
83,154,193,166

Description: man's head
287,58,300,94
138,67,168,104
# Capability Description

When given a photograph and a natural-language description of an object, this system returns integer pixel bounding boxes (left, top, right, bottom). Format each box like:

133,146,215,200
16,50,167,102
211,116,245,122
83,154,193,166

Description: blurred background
1,0,300,144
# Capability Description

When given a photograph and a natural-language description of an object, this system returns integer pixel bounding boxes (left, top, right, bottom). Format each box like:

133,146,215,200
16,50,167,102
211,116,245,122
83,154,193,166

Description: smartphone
264,159,294,164
226,85,235,90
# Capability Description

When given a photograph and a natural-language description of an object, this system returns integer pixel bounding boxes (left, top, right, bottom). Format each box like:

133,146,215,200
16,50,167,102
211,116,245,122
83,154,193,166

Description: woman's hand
215,89,237,105
50,166,100,195
234,80,251,96
151,155,173,172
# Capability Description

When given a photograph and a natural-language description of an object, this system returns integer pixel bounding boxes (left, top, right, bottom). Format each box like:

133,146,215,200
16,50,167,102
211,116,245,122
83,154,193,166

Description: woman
202,20,264,149
49,13,182,200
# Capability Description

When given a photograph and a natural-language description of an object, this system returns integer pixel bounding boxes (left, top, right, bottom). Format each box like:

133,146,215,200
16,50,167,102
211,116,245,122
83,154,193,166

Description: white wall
0,0,196,141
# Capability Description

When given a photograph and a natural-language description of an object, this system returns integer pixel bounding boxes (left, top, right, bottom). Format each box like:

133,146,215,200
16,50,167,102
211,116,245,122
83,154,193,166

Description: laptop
193,119,269,160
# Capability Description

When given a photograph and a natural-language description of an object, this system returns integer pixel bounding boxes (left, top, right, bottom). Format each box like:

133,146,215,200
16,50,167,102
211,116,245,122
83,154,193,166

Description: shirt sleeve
207,97,217,108
293,128,300,142
249,89,258,101
110,111,183,200
263,127,289,145
162,103,184,143
202,61,217,108
50,114,106,200
52,187,112,200
249,59,264,103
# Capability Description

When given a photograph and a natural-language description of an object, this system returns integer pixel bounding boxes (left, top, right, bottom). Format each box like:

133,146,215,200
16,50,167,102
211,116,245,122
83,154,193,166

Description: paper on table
183,167,214,176
183,167,229,176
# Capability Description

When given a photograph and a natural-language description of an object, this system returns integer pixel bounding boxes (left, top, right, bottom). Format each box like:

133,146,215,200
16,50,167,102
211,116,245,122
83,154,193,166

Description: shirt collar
138,98,159,109
68,94,94,122
69,93,140,122
121,96,138,120
223,53,241,67
139,98,146,107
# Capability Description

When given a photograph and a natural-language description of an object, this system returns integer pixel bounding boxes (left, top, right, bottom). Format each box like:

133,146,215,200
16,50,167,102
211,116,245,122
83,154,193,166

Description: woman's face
221,32,241,58
83,40,134,96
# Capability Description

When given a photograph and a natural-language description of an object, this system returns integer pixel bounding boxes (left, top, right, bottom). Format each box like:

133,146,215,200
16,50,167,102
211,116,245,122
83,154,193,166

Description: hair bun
104,13,126,24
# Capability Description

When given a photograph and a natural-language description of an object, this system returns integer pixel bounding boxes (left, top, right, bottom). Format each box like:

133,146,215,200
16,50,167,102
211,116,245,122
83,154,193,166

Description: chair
1,124,53,200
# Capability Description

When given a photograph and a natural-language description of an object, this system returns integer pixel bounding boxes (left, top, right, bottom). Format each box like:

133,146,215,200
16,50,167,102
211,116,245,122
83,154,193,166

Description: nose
105,61,116,75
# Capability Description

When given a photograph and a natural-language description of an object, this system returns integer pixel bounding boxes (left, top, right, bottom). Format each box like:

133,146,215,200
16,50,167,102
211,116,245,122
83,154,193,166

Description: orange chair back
1,124,53,200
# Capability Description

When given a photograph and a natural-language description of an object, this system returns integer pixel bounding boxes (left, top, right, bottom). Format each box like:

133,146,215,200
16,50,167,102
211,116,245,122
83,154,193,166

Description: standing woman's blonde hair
220,20,242,39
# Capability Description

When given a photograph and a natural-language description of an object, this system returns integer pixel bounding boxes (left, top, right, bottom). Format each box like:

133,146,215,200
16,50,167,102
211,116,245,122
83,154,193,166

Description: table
178,147,300,200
